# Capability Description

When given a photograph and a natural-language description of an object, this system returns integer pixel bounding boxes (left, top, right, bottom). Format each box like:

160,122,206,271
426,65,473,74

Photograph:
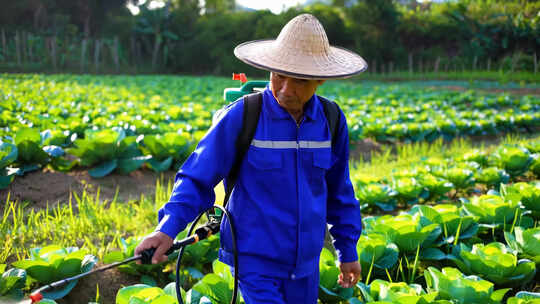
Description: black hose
176,205,238,304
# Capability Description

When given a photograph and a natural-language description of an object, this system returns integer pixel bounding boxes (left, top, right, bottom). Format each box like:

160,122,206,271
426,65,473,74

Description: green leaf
146,156,172,172
0,174,15,190
0,268,26,296
117,156,151,174
14,128,41,146
0,141,17,168
40,280,78,300
192,274,231,304
116,284,153,304
89,159,118,178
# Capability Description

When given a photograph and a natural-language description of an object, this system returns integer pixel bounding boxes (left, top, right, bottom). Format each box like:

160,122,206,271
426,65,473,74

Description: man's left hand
338,261,361,288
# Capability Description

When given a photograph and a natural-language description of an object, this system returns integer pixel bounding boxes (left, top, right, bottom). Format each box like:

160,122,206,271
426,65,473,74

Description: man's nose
279,78,295,96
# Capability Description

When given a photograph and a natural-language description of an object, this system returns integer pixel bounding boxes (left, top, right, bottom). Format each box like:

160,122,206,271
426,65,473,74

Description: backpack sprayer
26,73,267,304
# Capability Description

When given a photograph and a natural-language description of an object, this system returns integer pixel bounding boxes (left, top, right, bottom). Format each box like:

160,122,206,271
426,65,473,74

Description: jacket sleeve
326,109,362,263
156,100,243,239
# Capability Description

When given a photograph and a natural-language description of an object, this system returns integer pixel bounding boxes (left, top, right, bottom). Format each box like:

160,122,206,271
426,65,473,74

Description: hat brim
234,39,368,80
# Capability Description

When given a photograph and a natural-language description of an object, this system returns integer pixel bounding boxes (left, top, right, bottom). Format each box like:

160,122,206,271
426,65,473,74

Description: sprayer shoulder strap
223,92,263,207
223,93,340,208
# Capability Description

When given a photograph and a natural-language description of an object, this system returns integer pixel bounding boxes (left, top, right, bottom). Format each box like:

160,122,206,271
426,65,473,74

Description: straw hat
234,14,367,79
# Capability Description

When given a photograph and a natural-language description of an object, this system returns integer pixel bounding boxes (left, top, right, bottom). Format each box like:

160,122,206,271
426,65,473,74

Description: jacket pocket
312,149,332,170
247,147,282,170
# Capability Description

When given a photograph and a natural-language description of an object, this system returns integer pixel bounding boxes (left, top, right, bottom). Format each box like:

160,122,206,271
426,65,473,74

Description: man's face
270,72,325,114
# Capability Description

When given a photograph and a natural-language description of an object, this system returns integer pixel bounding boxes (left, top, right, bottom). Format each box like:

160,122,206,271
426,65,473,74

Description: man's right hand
134,231,174,264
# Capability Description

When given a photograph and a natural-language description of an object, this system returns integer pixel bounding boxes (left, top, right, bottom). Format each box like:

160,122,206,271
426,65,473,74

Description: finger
152,242,170,264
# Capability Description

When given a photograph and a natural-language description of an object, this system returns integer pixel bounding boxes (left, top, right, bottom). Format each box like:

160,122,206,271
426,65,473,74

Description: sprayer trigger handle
140,248,156,264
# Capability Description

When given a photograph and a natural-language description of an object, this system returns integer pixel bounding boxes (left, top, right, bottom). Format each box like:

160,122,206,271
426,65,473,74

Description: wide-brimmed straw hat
234,14,367,79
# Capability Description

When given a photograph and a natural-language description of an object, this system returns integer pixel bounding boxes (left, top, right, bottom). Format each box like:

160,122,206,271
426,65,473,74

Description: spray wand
28,220,221,303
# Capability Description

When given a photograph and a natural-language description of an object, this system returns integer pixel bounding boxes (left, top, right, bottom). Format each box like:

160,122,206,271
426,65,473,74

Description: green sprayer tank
223,73,268,102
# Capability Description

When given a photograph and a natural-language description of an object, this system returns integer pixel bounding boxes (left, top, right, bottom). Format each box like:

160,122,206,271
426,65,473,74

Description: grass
1,133,537,266
350,133,540,182
0,179,172,264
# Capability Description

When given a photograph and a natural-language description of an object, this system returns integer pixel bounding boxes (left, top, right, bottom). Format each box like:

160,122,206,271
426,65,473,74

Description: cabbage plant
356,183,397,211
191,260,244,304
492,145,533,177
356,234,398,279
462,149,488,167
12,128,50,170
408,204,478,246
448,242,536,286
391,177,429,205
474,167,509,190
116,283,182,304
505,227,540,264
363,214,440,254
424,267,510,304
503,182,540,219
531,154,540,177
417,173,453,201
68,128,148,177
507,291,540,304
461,194,520,229
0,264,26,301
354,279,451,304
0,141,17,189
318,248,354,303
138,131,193,172
438,166,475,191
11,246,97,300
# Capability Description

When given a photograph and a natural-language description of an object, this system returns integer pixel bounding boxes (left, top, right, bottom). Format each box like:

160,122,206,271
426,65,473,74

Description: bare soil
0,169,176,210
56,267,141,304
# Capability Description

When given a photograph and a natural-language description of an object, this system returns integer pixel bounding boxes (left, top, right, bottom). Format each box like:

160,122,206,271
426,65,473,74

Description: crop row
1,139,539,303
353,141,540,212
1,74,540,189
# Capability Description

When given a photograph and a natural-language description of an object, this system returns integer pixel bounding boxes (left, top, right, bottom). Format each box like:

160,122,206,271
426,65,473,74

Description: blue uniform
156,87,362,302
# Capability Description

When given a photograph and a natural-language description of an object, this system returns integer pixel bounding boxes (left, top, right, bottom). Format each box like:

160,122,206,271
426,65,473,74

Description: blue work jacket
156,87,362,279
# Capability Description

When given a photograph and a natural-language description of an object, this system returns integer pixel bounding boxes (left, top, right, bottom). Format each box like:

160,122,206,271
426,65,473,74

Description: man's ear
317,79,326,86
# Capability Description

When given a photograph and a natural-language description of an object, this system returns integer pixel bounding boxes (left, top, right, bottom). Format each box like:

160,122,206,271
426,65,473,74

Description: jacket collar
262,86,321,122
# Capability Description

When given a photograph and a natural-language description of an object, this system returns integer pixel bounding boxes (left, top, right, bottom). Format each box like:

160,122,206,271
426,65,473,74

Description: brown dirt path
0,169,177,209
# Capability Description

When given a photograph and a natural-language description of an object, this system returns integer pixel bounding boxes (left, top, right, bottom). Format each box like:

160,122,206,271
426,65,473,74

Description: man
135,13,367,303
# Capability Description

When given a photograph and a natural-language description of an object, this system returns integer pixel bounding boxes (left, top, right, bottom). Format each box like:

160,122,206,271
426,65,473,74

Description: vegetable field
1,74,539,303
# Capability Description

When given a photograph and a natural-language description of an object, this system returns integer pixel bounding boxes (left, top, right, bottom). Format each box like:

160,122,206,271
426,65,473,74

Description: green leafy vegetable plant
116,283,180,304
424,267,510,304
11,246,97,300
0,141,17,189
474,167,510,190
391,177,429,205
492,145,533,178
448,242,536,286
191,260,244,304
0,264,26,301
356,183,397,211
138,132,192,172
507,291,540,304
68,128,148,177
408,204,478,247
505,227,540,264
356,234,399,280
503,182,540,219
417,173,453,201
355,279,451,304
363,214,440,254
461,194,520,229
318,248,354,303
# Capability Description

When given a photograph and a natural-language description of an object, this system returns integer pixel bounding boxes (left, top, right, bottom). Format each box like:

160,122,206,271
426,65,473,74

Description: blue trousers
232,268,319,304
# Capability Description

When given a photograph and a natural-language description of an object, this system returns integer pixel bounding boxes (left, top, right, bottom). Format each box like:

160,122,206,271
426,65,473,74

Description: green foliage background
0,0,538,75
